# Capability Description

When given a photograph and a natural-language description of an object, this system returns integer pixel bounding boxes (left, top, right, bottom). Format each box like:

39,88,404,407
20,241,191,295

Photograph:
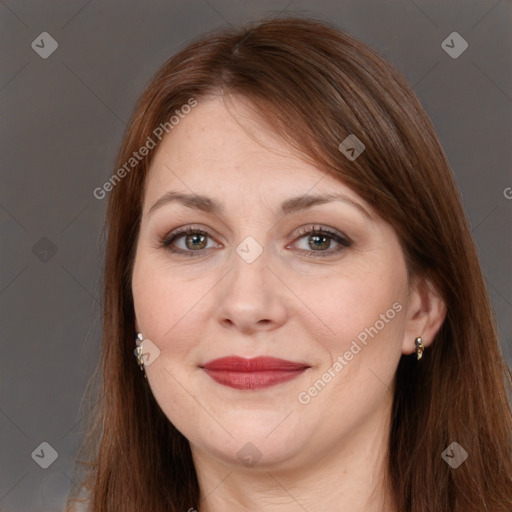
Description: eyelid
292,224,351,244
159,224,221,248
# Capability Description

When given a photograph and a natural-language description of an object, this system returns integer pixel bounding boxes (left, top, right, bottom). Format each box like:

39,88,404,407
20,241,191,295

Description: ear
401,276,446,356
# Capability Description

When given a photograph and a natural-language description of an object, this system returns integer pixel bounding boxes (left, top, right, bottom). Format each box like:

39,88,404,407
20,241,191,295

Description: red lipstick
201,356,310,390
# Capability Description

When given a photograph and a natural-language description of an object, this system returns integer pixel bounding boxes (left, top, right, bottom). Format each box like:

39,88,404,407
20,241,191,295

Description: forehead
145,96,363,204
150,96,311,176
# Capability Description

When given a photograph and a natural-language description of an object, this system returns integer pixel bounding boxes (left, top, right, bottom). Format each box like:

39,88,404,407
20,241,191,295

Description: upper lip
201,356,310,372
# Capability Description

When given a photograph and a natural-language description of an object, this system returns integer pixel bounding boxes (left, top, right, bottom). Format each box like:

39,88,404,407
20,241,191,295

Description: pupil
310,234,329,250
187,233,206,250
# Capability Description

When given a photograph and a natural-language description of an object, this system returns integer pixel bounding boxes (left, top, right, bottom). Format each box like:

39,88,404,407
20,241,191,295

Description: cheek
305,267,405,353
296,273,406,425
132,256,212,356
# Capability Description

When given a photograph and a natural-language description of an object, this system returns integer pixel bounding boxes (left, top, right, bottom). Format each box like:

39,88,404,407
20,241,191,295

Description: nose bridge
215,234,287,332
229,235,269,299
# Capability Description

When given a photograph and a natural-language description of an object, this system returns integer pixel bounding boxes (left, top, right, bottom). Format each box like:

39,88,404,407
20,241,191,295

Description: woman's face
132,95,414,471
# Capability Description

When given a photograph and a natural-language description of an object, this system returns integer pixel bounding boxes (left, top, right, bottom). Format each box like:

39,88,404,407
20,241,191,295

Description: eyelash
159,224,352,258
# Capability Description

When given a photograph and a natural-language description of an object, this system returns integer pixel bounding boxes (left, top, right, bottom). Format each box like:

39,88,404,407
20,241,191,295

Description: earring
415,336,424,360
134,333,147,378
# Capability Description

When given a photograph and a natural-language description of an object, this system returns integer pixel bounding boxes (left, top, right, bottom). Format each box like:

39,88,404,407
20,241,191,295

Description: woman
66,16,512,512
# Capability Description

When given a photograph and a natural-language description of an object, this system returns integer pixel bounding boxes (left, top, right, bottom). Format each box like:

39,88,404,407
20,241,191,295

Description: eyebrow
147,191,372,220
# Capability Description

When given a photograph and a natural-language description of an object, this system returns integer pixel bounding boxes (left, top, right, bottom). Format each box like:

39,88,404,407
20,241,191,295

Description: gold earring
134,333,147,377
415,336,424,360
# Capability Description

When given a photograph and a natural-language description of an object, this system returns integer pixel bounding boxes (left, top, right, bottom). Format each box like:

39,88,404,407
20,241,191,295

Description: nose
215,244,288,335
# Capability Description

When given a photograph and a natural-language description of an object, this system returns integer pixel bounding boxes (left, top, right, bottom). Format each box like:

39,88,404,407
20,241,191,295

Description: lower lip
202,368,308,390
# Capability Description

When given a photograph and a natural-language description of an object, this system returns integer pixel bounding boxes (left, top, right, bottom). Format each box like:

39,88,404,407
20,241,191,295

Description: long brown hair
66,16,512,512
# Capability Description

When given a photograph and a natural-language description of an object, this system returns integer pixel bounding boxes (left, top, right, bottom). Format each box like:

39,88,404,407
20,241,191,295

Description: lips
201,356,310,390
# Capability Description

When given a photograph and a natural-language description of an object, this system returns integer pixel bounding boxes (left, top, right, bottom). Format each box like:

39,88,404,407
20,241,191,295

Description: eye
289,225,351,257
160,226,220,256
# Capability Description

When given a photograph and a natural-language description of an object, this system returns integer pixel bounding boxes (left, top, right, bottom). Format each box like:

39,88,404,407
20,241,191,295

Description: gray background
1,1,511,510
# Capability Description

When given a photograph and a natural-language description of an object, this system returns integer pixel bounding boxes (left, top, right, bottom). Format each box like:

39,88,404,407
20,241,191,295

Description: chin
193,424,306,470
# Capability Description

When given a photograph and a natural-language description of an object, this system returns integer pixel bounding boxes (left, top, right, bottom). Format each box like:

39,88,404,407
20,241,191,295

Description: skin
131,95,446,512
